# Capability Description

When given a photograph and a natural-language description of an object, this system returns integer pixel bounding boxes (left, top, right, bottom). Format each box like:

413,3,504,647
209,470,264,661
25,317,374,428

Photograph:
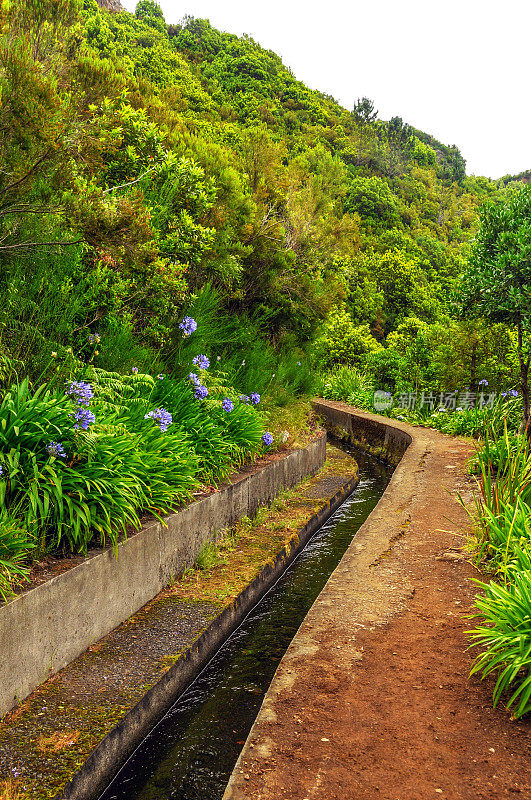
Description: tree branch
0,238,83,251
0,148,54,199
0,205,63,217
102,166,158,195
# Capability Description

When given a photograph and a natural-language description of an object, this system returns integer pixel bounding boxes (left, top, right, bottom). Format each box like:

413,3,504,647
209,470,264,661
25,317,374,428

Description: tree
459,185,531,432
135,0,166,34
314,307,381,368
352,97,378,124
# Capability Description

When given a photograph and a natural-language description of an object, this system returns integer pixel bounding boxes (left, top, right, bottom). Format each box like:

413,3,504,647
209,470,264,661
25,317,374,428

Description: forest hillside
1,0,520,393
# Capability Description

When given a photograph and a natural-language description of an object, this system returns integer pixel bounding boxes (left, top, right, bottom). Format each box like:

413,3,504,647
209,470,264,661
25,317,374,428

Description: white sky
121,0,530,179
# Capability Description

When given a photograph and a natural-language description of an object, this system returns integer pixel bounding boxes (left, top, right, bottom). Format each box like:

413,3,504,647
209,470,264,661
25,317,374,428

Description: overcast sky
121,0,529,179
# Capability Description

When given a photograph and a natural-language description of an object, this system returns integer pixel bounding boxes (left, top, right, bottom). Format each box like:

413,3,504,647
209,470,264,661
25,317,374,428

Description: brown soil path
224,405,531,800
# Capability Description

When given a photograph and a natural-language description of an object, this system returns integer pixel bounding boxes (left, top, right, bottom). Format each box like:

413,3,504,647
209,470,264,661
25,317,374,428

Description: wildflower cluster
88,333,101,345
236,392,259,405
66,381,96,430
261,432,273,446
144,407,173,432
179,316,197,337
222,397,234,413
66,381,94,406
192,354,210,370
188,371,209,399
189,351,212,399
46,441,66,458
73,408,96,431
131,366,139,374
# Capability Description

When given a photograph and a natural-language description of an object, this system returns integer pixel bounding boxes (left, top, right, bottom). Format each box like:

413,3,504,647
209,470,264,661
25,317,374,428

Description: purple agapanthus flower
0,465,3,476
249,392,260,405
46,441,66,458
478,379,488,387
239,394,250,404
188,372,201,386
66,381,94,406
222,397,234,413
157,374,165,380
262,432,273,446
501,392,507,398
510,389,519,397
144,407,173,432
194,385,209,400
131,366,139,374
73,408,96,430
179,316,197,337
192,354,210,370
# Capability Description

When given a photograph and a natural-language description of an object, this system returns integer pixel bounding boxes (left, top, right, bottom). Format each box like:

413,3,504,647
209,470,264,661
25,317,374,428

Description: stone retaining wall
0,435,326,718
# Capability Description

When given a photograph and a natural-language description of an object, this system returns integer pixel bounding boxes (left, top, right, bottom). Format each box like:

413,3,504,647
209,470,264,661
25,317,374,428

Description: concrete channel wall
61,455,358,800
223,400,414,800
66,402,408,800
0,435,326,719
311,399,412,465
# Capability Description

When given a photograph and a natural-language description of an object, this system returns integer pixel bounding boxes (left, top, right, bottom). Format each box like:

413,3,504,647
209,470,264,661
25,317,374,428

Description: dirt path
224,406,531,800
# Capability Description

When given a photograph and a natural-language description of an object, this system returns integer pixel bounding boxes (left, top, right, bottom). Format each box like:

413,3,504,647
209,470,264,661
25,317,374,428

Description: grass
194,540,227,571
316,366,374,408
263,398,320,449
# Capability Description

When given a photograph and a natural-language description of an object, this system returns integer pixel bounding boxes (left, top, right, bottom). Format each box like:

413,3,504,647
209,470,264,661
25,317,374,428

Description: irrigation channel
98,448,392,800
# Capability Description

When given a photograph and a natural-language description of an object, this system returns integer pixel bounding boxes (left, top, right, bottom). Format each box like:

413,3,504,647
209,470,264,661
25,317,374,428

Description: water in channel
99,448,391,800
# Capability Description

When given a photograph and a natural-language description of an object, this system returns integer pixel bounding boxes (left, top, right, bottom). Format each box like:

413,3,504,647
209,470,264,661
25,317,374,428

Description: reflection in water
99,449,390,800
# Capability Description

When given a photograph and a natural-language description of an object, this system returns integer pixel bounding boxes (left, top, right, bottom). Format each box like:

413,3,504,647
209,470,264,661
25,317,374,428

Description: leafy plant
469,571,531,719
0,510,33,601
0,369,264,565
316,366,374,407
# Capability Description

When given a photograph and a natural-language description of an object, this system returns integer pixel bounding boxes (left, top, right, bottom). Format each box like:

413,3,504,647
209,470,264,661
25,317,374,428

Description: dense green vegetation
3,0,531,720
1,0,518,388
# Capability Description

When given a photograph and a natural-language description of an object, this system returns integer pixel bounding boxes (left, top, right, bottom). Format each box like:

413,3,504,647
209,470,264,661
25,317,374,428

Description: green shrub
316,366,374,408
314,308,382,369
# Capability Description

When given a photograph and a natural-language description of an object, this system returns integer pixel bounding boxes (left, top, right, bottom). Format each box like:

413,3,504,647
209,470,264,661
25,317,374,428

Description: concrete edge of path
223,400,470,800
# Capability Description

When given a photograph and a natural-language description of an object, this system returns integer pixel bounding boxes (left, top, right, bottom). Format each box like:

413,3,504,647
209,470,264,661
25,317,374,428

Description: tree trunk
517,318,531,438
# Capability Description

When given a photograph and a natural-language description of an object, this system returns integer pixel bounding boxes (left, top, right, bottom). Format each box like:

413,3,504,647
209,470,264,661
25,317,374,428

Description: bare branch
0,205,63,217
102,166,158,195
0,238,83,251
